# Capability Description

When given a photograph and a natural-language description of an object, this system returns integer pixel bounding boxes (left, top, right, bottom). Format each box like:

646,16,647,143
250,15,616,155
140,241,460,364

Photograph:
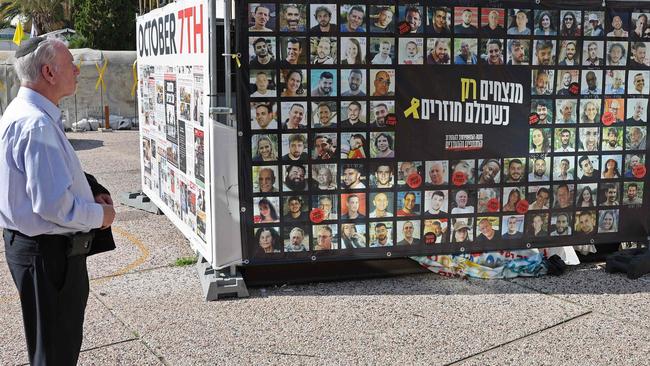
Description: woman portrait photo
254,197,280,223
281,69,307,97
580,99,601,123
598,210,619,233
252,134,278,162
601,157,622,179
560,11,581,36
502,187,523,212
576,184,597,207
253,227,282,256
529,128,551,153
341,37,366,64
311,164,337,190
534,10,557,36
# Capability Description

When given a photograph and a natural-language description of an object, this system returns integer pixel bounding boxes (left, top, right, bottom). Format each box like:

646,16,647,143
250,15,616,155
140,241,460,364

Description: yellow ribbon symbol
76,55,84,71
95,60,108,91
0,80,5,92
231,54,241,68
403,97,421,119
131,61,138,97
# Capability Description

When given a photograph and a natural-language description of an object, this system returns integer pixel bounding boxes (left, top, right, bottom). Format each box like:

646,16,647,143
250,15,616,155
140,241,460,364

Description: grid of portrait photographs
243,2,649,260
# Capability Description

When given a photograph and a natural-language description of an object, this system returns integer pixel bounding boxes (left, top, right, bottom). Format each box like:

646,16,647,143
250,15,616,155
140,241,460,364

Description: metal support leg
196,256,248,300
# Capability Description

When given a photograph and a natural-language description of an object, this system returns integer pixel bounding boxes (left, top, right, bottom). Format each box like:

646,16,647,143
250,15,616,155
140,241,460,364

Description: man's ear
41,63,56,84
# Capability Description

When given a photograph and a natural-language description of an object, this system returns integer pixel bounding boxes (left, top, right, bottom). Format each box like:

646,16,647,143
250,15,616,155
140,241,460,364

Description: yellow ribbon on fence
403,97,421,119
131,61,138,97
95,60,108,91
231,54,241,68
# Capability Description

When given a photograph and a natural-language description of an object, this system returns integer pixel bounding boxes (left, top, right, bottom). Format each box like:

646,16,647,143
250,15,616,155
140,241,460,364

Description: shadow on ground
69,138,104,151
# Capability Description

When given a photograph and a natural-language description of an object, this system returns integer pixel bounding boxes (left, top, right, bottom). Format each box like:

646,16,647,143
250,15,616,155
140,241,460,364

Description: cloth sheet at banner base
412,246,580,279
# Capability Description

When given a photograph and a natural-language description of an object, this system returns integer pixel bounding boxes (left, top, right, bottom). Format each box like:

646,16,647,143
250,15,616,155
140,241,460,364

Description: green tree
0,0,67,34
73,0,136,50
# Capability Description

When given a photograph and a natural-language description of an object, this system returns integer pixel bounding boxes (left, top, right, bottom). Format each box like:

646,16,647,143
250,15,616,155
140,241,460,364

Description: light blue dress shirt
0,87,103,236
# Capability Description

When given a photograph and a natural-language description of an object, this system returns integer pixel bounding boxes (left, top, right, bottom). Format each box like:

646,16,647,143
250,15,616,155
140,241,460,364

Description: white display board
136,0,216,264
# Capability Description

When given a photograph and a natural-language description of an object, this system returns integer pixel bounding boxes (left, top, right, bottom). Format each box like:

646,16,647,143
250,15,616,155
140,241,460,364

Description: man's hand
95,193,113,205
101,204,116,229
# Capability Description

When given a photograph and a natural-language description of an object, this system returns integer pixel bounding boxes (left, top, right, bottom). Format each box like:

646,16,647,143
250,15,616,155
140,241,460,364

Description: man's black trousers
4,229,89,366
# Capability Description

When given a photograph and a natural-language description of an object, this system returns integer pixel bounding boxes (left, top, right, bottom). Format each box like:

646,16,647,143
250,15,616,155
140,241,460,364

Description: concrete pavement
1,130,649,365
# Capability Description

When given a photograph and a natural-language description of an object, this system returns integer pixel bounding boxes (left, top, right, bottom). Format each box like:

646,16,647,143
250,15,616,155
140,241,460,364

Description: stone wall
0,49,138,129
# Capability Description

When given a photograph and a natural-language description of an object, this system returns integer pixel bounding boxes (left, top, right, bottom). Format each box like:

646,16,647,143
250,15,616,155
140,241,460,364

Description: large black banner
237,0,650,265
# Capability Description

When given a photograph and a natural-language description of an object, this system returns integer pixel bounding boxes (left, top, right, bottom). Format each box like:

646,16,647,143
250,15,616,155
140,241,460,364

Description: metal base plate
197,257,249,300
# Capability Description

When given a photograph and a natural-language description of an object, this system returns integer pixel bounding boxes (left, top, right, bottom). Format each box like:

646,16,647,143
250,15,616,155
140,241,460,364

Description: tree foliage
72,0,136,50
0,0,66,34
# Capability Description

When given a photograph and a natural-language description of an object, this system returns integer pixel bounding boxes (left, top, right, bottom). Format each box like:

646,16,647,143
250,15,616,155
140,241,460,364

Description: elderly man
1,37,116,365
454,39,477,64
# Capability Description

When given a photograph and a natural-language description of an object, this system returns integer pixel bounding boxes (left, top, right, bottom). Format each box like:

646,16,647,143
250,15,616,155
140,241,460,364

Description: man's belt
8,229,95,257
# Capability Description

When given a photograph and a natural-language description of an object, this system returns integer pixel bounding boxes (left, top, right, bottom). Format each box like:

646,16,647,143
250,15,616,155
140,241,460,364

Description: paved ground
1,130,650,365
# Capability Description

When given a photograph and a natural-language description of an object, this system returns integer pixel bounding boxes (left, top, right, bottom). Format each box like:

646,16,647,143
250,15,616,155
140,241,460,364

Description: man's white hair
14,38,67,84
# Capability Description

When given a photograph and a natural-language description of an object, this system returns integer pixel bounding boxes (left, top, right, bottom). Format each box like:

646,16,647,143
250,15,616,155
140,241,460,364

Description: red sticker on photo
406,172,422,188
397,21,412,35
529,113,539,125
452,171,467,186
568,82,579,95
385,114,397,126
516,200,529,214
601,111,615,126
633,164,647,178
424,232,437,245
487,198,500,212
310,208,325,223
